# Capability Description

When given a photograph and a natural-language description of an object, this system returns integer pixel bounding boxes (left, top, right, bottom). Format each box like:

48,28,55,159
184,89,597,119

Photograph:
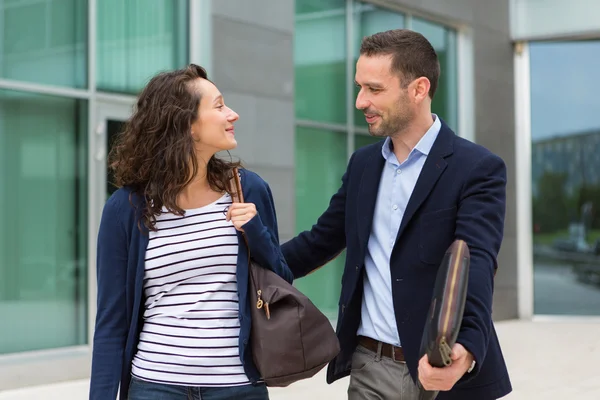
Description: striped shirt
131,193,251,387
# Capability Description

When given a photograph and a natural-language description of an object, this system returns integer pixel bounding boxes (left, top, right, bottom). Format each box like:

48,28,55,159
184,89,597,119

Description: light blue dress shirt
356,115,441,346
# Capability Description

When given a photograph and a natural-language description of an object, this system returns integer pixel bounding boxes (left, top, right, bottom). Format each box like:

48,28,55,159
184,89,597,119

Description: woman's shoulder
104,186,142,216
239,168,269,189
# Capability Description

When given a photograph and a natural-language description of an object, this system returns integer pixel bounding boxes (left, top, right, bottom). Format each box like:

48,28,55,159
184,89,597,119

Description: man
281,29,512,400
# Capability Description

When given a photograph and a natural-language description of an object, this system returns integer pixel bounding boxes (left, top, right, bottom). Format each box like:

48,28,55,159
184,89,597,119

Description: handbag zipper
439,242,464,366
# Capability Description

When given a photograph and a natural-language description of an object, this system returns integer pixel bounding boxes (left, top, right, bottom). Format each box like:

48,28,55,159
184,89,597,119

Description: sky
530,41,600,141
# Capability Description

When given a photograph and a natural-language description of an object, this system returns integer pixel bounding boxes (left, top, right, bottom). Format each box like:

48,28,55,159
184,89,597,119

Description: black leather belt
358,336,405,362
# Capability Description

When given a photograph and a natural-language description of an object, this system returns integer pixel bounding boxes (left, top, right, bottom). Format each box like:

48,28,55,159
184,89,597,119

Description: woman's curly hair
108,64,241,232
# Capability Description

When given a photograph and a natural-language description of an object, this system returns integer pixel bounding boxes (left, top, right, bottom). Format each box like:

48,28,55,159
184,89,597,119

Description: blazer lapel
357,144,386,248
394,123,455,242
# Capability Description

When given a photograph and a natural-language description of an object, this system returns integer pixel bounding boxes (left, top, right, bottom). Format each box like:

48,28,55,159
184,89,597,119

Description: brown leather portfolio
420,239,470,368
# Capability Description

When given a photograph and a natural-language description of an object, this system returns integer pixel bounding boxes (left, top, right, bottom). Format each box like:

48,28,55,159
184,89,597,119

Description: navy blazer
282,121,512,400
90,169,293,400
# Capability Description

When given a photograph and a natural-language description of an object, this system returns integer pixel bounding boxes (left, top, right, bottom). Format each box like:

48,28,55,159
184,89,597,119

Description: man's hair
360,29,440,99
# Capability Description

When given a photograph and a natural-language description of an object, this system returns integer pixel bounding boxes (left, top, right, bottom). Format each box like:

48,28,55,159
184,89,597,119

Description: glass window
530,40,600,316
97,0,188,94
294,126,347,318
295,0,347,124
0,90,88,354
0,0,88,88
412,17,458,130
353,3,405,128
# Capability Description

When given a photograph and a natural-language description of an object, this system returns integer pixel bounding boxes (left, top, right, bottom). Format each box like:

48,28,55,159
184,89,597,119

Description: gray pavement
1,320,598,399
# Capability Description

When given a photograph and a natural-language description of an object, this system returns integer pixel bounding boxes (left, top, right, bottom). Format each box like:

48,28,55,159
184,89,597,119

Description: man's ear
411,77,431,103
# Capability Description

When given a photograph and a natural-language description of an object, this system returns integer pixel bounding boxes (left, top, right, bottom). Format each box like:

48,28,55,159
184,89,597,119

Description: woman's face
190,78,239,157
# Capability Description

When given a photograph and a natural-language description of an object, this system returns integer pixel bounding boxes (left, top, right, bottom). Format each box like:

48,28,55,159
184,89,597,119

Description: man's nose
355,91,369,110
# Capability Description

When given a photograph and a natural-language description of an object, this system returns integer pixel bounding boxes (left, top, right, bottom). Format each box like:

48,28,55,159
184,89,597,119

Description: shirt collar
381,114,442,160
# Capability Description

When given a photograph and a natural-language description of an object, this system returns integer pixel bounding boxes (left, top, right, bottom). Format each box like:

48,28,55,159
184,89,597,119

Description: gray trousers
347,345,439,400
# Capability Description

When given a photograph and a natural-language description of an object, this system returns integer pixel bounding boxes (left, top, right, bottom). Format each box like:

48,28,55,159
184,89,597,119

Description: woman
90,64,292,400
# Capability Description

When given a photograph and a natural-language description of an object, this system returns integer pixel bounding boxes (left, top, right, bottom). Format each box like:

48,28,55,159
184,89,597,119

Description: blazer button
243,339,248,345
341,304,346,313
355,264,359,271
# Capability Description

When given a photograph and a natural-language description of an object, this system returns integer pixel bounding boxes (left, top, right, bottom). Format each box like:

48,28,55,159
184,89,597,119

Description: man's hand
226,202,257,232
418,343,474,391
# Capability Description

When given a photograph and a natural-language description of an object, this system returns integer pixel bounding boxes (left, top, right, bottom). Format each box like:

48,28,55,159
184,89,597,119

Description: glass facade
97,0,188,93
530,40,600,315
294,0,459,315
0,90,88,354
0,0,189,356
295,0,347,125
1,0,88,88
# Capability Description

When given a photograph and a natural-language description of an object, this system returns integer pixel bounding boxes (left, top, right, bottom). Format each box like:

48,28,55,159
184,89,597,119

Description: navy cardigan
89,169,293,400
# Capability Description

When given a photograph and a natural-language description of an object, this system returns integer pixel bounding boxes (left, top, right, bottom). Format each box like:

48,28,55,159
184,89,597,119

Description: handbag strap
228,168,263,309
229,167,244,204
228,167,251,252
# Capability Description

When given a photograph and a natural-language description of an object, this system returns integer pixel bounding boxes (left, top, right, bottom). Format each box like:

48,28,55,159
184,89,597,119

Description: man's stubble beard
368,107,413,138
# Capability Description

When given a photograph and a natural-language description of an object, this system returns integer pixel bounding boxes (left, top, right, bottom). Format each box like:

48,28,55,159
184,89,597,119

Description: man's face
355,54,414,138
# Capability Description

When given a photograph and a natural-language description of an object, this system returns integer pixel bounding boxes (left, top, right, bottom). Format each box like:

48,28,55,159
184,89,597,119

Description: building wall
212,0,297,242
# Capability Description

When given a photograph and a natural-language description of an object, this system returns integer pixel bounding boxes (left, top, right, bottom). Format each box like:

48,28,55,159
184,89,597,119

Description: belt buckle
391,345,404,363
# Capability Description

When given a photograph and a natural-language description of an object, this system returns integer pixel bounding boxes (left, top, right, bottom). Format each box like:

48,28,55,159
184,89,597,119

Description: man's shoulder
452,135,504,168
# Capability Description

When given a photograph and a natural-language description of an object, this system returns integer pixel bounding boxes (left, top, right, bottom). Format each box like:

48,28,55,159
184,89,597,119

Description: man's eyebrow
355,81,384,89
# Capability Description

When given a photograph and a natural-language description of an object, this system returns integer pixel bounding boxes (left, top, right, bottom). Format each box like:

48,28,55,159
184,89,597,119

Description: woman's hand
226,202,258,232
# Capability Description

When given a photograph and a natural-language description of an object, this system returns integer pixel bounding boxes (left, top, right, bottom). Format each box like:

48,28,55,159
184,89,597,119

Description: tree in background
532,172,570,233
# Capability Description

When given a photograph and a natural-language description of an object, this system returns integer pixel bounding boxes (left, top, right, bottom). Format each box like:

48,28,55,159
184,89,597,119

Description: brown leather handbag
420,239,470,368
229,168,340,387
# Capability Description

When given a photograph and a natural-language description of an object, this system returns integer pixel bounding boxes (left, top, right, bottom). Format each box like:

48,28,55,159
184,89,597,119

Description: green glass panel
0,0,88,88
295,0,346,124
296,0,345,14
355,134,383,150
412,17,458,130
0,90,88,354
294,126,348,318
97,0,188,94
353,4,405,128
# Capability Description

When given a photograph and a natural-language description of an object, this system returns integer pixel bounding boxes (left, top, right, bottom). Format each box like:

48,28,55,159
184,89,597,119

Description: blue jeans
128,376,269,400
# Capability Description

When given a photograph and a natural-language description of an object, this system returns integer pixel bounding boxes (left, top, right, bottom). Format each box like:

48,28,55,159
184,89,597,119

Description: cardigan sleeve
239,171,294,284
89,196,129,400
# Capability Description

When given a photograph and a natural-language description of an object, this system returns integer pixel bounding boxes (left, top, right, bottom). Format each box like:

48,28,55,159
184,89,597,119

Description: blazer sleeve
89,197,129,400
280,153,355,279
241,175,294,284
455,153,507,379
